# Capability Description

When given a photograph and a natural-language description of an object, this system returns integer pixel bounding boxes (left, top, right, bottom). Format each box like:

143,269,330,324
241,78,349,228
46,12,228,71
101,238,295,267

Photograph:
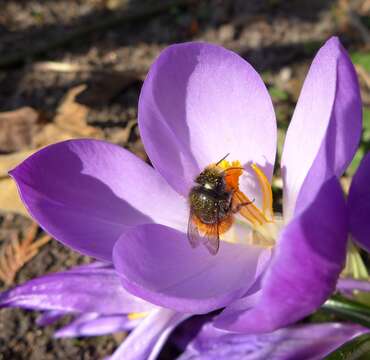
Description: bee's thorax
204,182,214,190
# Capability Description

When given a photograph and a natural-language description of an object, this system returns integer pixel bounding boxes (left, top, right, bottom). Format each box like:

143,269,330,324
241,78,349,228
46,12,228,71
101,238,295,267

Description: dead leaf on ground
33,84,104,147
0,107,44,153
0,222,52,285
0,150,38,217
106,118,137,145
0,84,104,218
0,84,104,156
0,85,107,277
0,150,35,178
0,179,30,218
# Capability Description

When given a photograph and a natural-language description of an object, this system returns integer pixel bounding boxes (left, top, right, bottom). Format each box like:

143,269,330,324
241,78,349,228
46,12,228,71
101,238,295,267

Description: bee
188,155,252,255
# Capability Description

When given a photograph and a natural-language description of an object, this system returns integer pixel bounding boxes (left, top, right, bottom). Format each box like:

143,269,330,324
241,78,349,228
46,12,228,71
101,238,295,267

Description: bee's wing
200,206,220,255
201,222,220,255
187,211,202,248
188,211,220,255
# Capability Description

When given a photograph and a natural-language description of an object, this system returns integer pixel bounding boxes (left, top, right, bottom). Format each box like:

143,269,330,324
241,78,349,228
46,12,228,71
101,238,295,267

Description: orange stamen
233,189,267,226
251,163,274,221
216,160,273,227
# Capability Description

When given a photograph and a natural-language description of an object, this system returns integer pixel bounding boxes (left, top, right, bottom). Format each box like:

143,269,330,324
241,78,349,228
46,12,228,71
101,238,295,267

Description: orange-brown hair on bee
191,210,234,236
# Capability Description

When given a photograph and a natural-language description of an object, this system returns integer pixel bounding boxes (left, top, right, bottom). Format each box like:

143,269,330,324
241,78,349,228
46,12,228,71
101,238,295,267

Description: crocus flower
8,35,361,339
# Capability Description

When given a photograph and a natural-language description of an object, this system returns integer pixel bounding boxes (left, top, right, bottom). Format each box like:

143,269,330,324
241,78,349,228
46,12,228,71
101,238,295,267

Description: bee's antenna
215,153,230,166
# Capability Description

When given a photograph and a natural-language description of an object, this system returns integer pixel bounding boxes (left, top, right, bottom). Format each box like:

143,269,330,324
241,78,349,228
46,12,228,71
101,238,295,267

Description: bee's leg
232,199,255,214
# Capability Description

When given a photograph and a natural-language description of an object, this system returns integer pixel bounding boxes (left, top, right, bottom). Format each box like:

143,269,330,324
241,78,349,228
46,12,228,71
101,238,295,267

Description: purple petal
0,264,154,314
54,313,140,338
282,37,362,219
113,224,267,313
179,322,367,360
337,278,370,293
10,139,187,261
216,177,347,333
108,308,188,360
36,310,66,326
139,42,276,196
348,153,370,252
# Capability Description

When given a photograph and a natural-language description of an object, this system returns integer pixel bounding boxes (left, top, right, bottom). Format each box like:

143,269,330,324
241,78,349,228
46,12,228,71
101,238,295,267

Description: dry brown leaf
33,84,103,147
107,119,137,145
0,178,29,217
0,223,51,285
0,150,39,217
0,150,35,178
0,85,103,154
0,85,104,218
0,107,43,153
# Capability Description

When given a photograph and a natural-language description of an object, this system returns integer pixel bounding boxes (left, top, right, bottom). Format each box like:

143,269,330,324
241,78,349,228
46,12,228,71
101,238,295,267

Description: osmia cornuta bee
188,155,253,255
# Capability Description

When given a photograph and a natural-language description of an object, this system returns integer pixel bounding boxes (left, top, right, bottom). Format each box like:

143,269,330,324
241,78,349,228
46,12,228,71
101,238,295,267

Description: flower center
217,160,278,248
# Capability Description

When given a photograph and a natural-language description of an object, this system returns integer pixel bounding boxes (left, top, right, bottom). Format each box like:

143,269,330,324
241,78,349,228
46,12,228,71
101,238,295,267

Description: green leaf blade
324,333,370,360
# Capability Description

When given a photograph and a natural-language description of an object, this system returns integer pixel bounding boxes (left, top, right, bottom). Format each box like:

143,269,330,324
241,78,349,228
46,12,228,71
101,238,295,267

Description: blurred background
0,0,369,358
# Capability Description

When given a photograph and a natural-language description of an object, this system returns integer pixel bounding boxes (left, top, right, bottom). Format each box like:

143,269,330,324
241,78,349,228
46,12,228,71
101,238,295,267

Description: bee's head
195,168,225,192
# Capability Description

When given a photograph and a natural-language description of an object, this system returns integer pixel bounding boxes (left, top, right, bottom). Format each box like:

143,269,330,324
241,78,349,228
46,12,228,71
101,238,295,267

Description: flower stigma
217,160,280,249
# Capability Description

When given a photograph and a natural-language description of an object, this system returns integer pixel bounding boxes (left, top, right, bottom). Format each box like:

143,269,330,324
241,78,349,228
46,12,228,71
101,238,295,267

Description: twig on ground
0,222,52,285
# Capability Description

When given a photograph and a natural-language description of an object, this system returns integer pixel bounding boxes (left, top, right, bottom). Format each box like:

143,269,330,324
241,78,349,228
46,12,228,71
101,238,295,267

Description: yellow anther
127,312,149,321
